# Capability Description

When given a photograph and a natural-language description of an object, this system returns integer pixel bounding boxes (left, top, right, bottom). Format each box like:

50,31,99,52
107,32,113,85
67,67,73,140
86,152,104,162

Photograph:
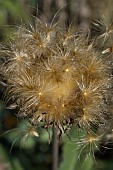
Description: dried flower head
0,17,112,139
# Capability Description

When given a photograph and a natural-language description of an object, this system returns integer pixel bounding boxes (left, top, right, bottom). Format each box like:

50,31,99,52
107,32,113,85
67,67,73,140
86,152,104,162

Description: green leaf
59,128,93,170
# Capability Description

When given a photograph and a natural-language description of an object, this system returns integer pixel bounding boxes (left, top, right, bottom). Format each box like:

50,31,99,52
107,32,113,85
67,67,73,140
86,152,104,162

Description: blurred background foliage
0,0,113,170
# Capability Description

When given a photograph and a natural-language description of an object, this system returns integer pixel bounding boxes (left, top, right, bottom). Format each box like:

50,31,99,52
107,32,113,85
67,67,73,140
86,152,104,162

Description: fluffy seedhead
0,17,112,141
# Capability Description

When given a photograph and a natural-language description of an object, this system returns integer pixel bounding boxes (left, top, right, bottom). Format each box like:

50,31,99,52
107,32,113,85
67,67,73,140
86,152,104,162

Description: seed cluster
0,17,112,139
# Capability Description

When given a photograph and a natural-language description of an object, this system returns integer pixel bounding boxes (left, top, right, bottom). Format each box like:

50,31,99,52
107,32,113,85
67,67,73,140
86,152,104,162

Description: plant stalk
52,127,59,170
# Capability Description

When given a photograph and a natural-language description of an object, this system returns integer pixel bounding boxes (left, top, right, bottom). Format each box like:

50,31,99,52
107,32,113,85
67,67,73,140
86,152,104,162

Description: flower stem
52,126,59,170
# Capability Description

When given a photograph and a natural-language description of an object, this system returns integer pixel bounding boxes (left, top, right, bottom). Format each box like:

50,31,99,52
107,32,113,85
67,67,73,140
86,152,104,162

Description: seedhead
0,17,112,145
